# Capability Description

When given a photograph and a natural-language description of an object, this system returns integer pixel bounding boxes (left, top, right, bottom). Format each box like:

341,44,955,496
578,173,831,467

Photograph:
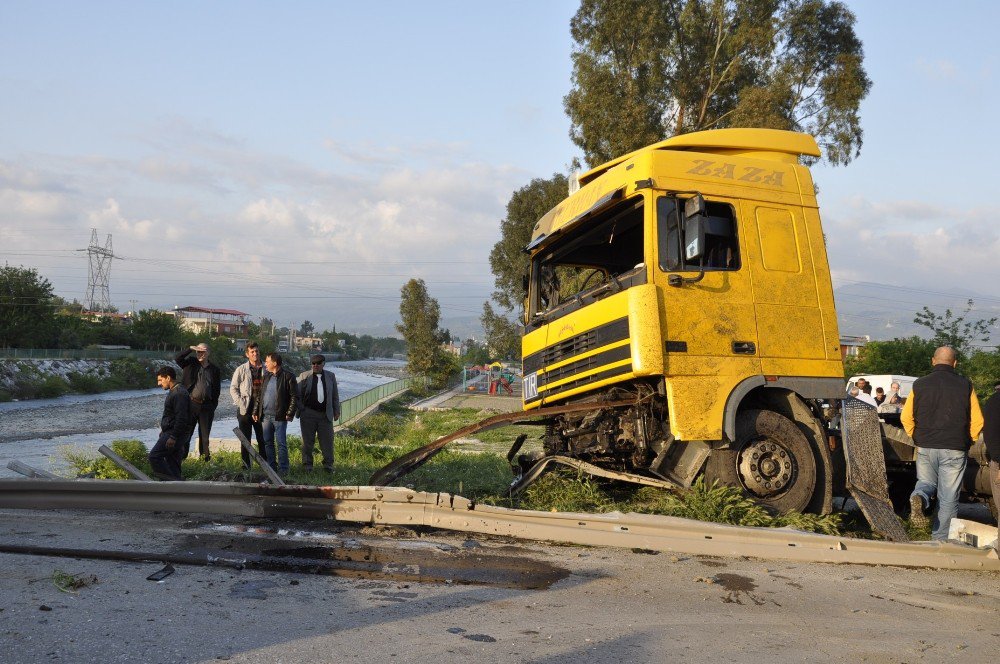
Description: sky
1,1,998,341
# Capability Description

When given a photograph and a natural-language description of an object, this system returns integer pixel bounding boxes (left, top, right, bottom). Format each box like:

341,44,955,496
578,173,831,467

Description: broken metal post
98,445,152,481
232,427,285,486
6,461,60,479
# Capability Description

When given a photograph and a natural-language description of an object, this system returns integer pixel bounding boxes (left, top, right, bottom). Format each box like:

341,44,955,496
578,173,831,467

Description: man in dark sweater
149,366,190,481
981,380,1000,548
174,342,222,461
901,346,984,540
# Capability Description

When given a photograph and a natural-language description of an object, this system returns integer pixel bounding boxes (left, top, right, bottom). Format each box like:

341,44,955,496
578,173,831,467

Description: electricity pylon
81,228,115,312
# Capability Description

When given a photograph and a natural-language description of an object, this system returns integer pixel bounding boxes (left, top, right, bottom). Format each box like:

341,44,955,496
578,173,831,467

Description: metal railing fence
338,376,427,425
0,348,170,361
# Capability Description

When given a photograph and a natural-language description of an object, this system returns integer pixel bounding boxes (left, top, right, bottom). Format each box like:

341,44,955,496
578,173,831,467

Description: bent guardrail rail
1,479,997,572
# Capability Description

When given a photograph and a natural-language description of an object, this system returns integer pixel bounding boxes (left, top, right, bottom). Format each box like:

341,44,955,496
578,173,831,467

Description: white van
847,374,916,412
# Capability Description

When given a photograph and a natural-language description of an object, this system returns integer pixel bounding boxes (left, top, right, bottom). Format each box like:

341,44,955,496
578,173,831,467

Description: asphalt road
1,507,999,663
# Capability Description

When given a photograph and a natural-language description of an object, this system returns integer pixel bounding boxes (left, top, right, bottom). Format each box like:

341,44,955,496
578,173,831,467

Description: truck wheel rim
737,437,797,497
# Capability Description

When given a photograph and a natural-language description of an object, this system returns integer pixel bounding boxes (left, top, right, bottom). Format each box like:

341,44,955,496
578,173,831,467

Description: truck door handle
732,341,756,355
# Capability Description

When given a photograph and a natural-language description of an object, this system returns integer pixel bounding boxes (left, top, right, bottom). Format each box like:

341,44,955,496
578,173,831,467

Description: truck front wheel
705,409,818,514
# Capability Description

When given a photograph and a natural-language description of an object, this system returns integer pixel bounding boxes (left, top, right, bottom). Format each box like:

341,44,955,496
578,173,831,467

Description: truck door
741,203,827,374
654,194,760,439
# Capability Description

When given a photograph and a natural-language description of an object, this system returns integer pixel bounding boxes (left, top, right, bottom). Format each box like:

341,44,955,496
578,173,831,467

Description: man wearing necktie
297,354,341,473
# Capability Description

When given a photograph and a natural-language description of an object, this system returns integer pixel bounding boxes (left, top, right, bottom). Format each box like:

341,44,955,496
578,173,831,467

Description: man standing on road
230,342,266,469
981,381,1000,548
175,342,222,461
253,352,298,474
902,346,984,540
149,366,189,481
297,354,340,473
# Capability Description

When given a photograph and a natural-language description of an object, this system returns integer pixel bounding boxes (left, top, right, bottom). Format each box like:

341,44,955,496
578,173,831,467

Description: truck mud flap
842,398,909,542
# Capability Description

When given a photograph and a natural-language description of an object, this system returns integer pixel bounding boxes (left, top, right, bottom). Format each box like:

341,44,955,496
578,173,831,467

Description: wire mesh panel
842,397,909,542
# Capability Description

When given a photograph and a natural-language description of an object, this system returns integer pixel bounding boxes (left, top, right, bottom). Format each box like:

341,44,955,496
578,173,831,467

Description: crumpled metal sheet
842,397,909,542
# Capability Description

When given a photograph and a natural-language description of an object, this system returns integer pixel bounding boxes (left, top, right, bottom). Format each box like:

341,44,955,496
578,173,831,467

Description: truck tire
705,409,817,514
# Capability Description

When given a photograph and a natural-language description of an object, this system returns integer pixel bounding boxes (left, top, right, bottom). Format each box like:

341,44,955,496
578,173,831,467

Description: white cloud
915,58,959,82
0,123,531,330
824,196,1000,289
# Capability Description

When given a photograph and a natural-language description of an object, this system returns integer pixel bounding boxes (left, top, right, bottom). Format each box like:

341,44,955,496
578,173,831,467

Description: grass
62,395,934,539
52,570,98,593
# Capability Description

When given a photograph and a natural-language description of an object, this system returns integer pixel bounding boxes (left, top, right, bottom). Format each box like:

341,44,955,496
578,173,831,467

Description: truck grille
523,317,631,403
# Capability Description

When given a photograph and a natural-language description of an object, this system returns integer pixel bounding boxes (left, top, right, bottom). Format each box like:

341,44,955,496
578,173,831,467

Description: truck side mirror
684,216,705,261
684,194,706,219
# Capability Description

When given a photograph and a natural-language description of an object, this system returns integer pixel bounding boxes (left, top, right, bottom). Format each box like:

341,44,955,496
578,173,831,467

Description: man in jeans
252,352,298,474
981,381,1000,548
174,342,222,460
297,354,340,473
902,346,984,540
230,342,266,469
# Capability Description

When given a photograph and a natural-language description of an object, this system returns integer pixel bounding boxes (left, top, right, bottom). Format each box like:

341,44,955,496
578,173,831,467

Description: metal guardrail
1,480,998,571
0,348,170,360
338,376,427,425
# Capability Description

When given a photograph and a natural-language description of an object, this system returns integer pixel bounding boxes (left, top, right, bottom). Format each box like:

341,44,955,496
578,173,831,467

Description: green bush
37,375,69,398
109,358,150,389
0,388,11,402
63,439,152,479
67,371,103,394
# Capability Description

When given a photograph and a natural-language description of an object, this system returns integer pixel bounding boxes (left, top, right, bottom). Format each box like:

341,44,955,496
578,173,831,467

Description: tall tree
488,175,569,313
564,0,872,166
483,175,569,358
398,279,452,384
0,265,58,348
481,302,521,360
130,309,183,351
913,299,998,359
299,320,315,336
843,336,938,380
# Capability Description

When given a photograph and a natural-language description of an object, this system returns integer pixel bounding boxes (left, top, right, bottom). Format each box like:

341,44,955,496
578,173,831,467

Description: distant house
294,335,324,352
442,341,462,356
167,306,250,337
81,311,131,324
840,335,870,359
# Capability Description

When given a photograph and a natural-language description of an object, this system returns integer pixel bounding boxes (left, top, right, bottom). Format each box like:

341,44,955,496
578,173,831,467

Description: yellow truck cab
521,128,845,513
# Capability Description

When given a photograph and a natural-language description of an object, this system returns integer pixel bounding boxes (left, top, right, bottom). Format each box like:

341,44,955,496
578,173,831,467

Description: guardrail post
98,445,152,481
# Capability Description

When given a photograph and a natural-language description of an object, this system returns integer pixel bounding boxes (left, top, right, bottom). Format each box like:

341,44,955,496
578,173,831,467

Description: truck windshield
531,196,645,320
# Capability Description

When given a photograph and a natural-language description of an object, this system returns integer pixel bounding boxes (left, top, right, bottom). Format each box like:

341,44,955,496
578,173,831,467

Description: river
0,364,399,478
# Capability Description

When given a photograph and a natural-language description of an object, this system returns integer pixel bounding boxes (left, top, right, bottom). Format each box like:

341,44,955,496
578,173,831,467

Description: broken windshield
530,196,646,322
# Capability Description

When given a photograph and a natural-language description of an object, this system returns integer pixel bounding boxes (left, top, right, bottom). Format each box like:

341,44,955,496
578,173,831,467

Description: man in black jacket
901,346,984,540
175,343,222,461
149,366,190,481
253,353,298,474
297,354,340,473
982,380,1000,548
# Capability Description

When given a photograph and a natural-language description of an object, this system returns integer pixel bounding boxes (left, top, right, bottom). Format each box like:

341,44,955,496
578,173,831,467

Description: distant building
840,335,870,359
166,306,250,337
81,311,131,324
442,341,462,356
295,335,324,352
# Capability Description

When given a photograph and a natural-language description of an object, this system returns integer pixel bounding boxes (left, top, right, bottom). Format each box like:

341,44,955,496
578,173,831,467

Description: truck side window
657,196,740,272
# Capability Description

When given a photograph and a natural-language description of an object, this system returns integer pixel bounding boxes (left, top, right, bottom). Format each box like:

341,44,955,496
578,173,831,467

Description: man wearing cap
175,342,222,460
297,354,340,473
